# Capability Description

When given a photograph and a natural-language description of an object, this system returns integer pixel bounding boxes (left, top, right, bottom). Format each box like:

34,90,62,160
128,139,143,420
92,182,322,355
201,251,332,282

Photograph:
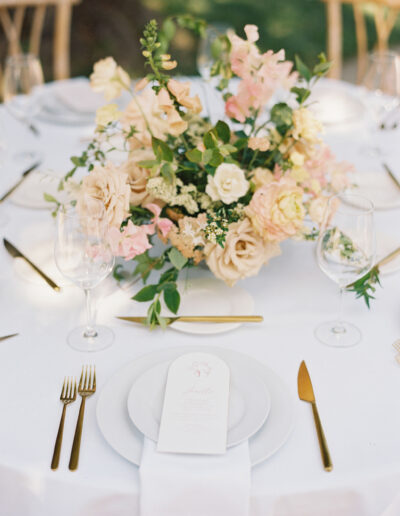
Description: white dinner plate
10,170,62,209
127,357,271,448
96,346,295,467
348,170,400,210
167,278,255,335
376,232,400,275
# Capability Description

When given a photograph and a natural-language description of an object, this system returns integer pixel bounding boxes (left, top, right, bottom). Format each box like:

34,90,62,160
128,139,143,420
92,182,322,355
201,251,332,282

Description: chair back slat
0,0,80,80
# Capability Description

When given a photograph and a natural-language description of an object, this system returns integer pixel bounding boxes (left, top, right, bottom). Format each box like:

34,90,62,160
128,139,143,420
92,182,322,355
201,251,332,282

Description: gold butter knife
117,315,263,325
298,360,333,472
3,238,61,292
0,333,18,342
0,161,41,203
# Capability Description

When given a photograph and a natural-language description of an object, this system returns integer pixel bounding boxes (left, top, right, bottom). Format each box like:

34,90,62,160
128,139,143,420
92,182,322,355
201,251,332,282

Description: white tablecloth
1,79,400,516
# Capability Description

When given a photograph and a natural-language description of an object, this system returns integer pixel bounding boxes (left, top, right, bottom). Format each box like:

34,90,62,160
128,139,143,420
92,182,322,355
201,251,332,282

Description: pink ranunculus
246,178,305,242
144,203,174,237
108,221,152,261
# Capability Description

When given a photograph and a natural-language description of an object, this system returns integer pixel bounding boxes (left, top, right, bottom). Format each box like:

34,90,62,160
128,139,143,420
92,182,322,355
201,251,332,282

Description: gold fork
51,377,77,470
69,365,96,471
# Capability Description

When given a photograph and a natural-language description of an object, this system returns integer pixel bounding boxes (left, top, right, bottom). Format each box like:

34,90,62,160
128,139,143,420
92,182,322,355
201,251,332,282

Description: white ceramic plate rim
127,357,271,448
96,345,296,467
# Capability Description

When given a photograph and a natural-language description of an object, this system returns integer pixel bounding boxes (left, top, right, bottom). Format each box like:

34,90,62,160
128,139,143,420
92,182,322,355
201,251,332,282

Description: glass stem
84,289,97,339
333,287,346,334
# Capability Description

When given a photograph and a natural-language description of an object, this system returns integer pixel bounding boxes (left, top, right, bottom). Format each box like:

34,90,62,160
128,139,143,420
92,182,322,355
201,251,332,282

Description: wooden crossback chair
0,0,80,81
322,0,400,82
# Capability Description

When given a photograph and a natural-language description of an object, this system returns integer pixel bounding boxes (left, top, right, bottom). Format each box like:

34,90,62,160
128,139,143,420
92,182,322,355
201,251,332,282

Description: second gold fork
69,365,96,471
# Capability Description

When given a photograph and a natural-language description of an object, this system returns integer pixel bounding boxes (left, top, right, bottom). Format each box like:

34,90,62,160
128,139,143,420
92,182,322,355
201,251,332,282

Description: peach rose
205,218,281,286
246,178,305,241
122,149,159,206
78,161,130,228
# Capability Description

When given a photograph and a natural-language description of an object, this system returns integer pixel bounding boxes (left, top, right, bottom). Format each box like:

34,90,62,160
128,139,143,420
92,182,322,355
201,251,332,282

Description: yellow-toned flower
95,104,121,128
78,161,130,228
90,57,130,101
248,136,270,152
251,167,274,189
205,218,281,286
308,195,329,225
292,107,323,144
135,77,149,92
246,177,305,241
157,88,188,136
290,166,309,183
162,60,178,71
290,150,305,166
167,79,202,114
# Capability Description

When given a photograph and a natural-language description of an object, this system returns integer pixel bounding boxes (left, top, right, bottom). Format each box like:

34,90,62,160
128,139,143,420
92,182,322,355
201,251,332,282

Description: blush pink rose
108,221,152,261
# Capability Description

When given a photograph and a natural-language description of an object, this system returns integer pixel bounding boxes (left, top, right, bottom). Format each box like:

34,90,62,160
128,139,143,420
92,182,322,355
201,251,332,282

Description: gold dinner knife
3,238,61,292
0,161,41,203
298,360,333,472
117,315,263,325
0,333,18,342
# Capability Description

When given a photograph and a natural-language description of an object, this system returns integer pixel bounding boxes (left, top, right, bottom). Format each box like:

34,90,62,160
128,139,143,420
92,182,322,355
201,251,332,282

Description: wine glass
55,197,115,352
3,54,44,164
361,51,400,156
316,193,375,348
197,24,230,123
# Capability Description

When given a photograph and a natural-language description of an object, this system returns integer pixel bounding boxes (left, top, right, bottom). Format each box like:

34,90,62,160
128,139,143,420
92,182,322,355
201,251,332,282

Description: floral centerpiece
51,19,376,327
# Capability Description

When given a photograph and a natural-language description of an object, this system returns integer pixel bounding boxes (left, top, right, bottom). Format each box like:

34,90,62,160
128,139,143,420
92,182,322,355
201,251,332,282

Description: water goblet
315,193,375,348
55,198,115,352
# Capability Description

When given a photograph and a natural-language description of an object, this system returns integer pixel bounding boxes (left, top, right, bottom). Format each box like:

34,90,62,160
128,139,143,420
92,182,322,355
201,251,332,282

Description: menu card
157,352,230,455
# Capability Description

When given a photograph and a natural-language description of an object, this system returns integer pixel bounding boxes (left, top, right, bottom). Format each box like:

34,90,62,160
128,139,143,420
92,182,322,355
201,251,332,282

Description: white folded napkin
53,78,104,114
140,438,251,516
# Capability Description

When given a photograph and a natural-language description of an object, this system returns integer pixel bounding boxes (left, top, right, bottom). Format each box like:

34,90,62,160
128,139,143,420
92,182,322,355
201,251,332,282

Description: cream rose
292,107,323,144
90,57,130,101
251,167,274,189
205,218,281,286
122,149,159,206
246,178,305,241
308,196,328,225
206,163,249,204
78,161,130,228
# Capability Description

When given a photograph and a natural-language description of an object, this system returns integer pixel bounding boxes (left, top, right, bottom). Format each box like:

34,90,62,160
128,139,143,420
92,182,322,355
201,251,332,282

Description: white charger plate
168,278,255,335
376,232,400,275
127,357,271,448
96,346,295,467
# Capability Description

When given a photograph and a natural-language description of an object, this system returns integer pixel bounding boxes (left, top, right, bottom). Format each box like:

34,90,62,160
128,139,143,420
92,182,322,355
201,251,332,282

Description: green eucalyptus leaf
185,148,202,163
215,120,230,143
164,287,180,314
168,247,188,270
295,55,312,82
132,284,157,302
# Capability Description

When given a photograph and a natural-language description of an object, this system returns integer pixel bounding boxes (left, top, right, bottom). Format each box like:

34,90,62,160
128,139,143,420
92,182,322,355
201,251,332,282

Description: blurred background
1,0,400,82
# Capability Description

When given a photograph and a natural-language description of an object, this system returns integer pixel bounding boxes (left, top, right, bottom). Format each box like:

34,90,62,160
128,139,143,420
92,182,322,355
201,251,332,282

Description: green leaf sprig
346,266,381,308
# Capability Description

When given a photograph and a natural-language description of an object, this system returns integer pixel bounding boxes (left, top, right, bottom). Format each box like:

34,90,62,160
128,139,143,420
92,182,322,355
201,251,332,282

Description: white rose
206,163,249,204
90,57,130,101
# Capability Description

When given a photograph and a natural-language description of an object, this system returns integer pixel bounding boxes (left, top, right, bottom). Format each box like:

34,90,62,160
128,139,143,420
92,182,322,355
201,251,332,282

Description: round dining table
0,78,400,516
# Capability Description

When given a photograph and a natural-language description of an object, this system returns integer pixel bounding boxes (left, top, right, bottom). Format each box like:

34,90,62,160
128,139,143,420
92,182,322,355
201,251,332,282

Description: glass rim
328,192,375,215
58,200,106,220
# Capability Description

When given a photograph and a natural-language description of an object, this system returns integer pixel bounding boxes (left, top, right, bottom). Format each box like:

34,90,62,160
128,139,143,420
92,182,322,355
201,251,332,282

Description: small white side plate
167,278,255,335
348,171,400,210
127,358,271,448
10,170,62,209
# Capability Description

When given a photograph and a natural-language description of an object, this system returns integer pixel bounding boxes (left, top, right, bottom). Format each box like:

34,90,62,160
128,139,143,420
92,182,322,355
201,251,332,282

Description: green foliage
168,247,188,270
346,266,381,308
270,103,293,134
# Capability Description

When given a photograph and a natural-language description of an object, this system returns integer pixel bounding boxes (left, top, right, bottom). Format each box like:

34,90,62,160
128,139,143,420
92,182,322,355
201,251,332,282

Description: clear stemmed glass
3,54,44,164
55,198,115,352
197,24,230,122
361,51,400,156
316,193,375,348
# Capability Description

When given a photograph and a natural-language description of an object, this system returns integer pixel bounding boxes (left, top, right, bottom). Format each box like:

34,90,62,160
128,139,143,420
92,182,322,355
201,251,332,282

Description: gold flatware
298,360,333,472
0,333,18,342
392,340,400,365
51,377,77,470
117,315,264,325
383,163,400,192
3,238,61,292
69,365,96,471
0,161,41,203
